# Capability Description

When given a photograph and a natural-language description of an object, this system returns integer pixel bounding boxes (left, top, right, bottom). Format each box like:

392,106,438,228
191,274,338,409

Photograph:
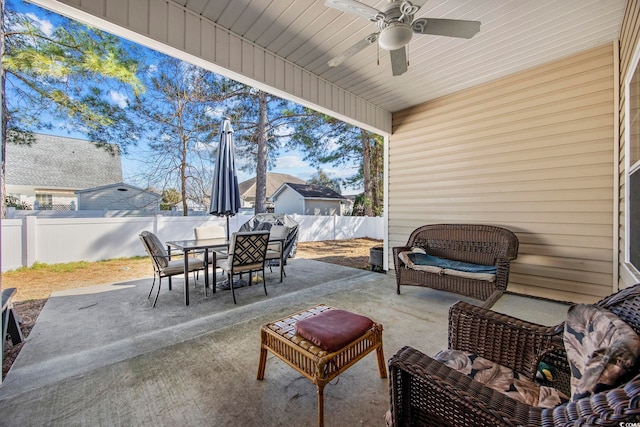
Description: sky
8,0,363,195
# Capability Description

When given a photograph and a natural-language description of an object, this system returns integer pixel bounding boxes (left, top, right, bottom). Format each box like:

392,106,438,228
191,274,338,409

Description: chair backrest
194,225,226,240
269,225,290,241
595,283,640,334
229,230,270,268
139,231,169,269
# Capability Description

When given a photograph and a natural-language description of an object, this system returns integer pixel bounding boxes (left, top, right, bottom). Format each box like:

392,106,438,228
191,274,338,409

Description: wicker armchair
393,224,519,308
388,284,640,426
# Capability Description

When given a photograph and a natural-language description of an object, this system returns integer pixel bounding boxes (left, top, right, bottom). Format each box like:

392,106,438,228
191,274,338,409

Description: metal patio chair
217,230,270,304
139,231,205,307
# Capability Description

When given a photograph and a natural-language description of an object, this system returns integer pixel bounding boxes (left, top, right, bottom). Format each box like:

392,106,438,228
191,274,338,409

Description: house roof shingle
239,172,305,200
277,182,347,200
5,133,123,189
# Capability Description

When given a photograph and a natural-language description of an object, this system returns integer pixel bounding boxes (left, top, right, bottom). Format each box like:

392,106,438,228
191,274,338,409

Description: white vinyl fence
1,214,384,272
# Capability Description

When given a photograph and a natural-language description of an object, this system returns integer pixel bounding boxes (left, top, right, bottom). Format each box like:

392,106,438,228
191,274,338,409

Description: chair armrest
448,301,565,381
392,246,411,263
389,346,542,427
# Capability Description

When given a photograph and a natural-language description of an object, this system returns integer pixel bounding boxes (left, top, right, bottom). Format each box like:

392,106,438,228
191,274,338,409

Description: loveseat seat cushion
398,251,497,282
564,304,640,401
434,349,569,408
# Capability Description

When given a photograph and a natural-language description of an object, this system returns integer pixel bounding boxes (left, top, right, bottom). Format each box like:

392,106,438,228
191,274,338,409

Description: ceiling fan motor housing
375,1,419,50
378,23,413,50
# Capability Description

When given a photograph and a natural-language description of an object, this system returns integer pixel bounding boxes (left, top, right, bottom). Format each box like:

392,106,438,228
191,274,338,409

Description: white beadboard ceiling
172,0,626,113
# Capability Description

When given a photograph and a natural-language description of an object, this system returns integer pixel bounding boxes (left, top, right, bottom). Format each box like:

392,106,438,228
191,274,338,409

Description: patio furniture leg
376,342,388,378
153,278,162,307
317,383,325,427
257,347,267,380
147,276,157,300
263,268,268,295
230,273,237,304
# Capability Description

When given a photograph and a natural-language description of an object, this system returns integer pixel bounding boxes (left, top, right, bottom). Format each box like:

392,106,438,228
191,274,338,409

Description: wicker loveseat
387,284,640,427
393,224,519,308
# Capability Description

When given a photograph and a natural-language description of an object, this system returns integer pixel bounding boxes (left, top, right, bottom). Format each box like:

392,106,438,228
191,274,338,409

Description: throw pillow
564,304,640,400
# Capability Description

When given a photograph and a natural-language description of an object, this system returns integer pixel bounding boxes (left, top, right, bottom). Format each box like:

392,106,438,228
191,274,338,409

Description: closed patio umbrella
209,117,241,241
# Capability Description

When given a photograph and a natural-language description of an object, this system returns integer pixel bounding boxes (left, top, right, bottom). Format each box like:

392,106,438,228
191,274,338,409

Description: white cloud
109,91,129,108
146,64,158,77
273,123,293,137
25,13,54,37
205,106,225,119
276,155,308,169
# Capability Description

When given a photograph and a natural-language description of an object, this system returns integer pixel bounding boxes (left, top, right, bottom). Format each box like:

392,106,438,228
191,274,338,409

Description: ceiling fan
325,0,481,76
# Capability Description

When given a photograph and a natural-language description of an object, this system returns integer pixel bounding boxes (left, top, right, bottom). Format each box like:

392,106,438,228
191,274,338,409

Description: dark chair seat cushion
434,349,569,408
295,309,374,352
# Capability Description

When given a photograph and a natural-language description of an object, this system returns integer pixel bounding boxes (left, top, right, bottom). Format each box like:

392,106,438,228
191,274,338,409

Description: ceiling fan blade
390,47,408,76
328,33,379,67
407,0,428,7
412,18,481,39
324,0,381,20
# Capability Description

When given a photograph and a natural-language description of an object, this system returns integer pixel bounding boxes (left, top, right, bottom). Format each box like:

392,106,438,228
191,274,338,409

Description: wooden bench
393,224,519,308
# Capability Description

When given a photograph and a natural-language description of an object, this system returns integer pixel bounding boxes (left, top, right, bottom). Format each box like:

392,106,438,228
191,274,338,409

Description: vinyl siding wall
618,0,640,288
389,44,616,303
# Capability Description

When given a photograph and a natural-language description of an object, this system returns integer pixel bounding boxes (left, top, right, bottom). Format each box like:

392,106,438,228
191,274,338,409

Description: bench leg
7,309,23,345
3,308,23,346
257,347,267,380
376,344,388,378
317,383,325,427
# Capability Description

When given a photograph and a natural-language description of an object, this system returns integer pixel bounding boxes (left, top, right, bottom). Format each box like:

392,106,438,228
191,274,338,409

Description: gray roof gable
239,172,305,199
75,182,161,199
277,183,347,200
5,133,123,189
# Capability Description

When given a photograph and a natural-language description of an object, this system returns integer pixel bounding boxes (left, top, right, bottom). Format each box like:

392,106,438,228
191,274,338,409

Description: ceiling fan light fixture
378,22,413,50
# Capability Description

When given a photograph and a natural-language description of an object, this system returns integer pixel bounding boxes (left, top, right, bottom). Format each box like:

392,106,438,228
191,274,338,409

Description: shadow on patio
0,258,569,426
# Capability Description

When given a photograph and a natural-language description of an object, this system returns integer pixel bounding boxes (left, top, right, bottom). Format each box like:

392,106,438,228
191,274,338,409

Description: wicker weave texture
257,304,387,427
389,283,640,427
393,224,519,308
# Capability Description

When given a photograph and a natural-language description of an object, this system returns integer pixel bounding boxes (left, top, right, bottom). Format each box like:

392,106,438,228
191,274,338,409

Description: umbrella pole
226,215,230,241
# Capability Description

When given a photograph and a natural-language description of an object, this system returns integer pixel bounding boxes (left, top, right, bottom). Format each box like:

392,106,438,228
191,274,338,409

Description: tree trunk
255,91,268,213
360,128,373,217
371,136,383,216
1,0,6,220
180,132,189,216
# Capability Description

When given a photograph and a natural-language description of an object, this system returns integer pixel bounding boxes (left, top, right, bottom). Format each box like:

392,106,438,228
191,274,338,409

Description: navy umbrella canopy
209,117,241,240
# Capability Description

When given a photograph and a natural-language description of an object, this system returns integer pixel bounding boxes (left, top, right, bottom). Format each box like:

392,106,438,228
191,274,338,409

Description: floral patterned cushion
564,304,640,401
434,349,569,408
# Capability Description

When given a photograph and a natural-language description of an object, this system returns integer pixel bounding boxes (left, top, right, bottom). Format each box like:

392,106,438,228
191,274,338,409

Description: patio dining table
166,238,228,306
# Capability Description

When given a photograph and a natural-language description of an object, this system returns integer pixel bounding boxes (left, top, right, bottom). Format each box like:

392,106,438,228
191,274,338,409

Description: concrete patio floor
0,259,570,426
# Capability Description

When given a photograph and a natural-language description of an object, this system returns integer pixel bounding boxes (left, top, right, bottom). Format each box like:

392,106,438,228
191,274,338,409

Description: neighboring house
239,172,305,209
271,182,347,216
5,133,122,209
76,183,161,212
342,194,357,216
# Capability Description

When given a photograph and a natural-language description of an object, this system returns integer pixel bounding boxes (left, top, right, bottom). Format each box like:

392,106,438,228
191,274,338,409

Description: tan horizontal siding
618,0,640,288
389,44,615,302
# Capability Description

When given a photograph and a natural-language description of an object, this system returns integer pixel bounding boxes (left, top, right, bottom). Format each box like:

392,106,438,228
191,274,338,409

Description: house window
627,43,640,273
36,193,52,209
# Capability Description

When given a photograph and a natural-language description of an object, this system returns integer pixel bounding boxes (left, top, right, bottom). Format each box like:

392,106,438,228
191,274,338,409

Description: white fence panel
1,214,383,271
1,219,24,271
36,217,156,264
